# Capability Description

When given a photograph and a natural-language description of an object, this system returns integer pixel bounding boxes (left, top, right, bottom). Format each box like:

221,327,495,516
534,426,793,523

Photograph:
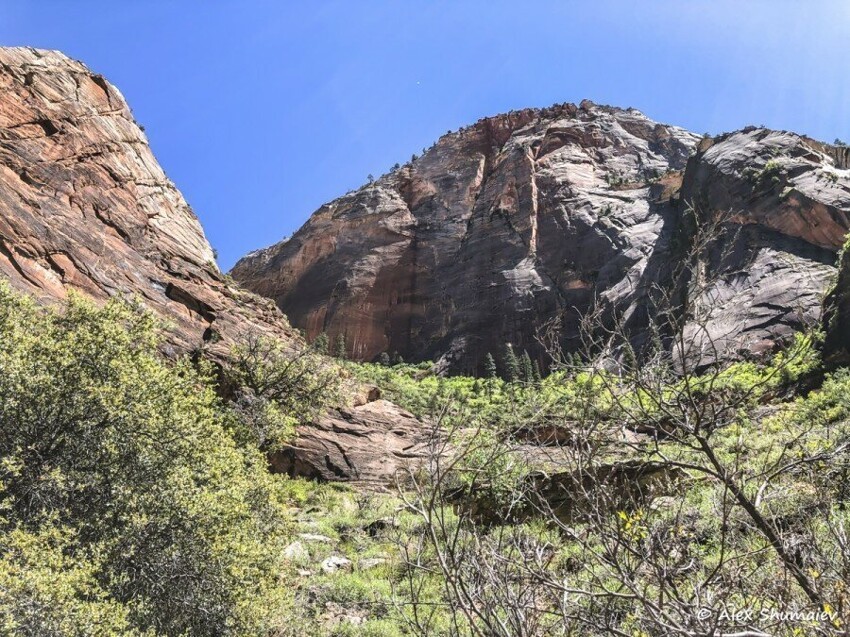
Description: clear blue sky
1,1,848,269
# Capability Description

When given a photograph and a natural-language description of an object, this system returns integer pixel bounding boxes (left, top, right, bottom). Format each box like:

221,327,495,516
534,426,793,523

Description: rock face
0,47,299,357
268,399,430,486
680,129,850,358
233,103,850,373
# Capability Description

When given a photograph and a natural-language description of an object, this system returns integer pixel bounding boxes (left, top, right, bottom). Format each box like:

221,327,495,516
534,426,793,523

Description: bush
225,334,341,451
0,283,290,636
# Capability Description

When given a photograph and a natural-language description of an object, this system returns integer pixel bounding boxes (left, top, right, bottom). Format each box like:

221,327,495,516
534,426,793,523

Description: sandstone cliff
679,129,849,358
0,47,299,358
232,103,850,373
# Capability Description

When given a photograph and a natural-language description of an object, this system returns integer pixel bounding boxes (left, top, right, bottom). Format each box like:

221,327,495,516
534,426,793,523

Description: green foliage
533,360,542,383
0,526,132,635
349,359,613,443
748,158,783,187
0,283,290,636
484,352,498,379
705,329,822,397
521,350,535,384
346,327,847,636
333,333,347,359
225,334,341,451
312,332,329,355
0,274,844,636
503,344,520,382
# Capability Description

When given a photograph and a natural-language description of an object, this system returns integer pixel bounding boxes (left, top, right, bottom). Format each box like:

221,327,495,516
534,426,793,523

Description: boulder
320,556,353,574
358,557,387,571
283,541,310,563
364,517,399,537
269,399,431,485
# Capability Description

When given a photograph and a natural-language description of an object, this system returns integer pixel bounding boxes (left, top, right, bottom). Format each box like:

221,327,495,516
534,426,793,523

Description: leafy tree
0,283,290,636
225,333,341,451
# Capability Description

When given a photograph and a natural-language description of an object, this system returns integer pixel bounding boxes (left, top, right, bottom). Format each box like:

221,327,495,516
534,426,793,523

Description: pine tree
392,351,405,366
503,344,520,382
312,332,329,355
378,352,391,366
521,351,534,384
533,360,542,383
484,352,498,379
333,333,347,360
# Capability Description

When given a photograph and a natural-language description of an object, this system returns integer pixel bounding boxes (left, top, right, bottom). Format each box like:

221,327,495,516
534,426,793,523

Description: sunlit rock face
680,129,850,360
0,47,300,358
234,100,850,373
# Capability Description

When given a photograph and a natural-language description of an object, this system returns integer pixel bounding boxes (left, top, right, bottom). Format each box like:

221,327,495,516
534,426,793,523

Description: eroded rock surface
680,129,850,358
233,103,850,372
0,47,299,358
268,399,431,486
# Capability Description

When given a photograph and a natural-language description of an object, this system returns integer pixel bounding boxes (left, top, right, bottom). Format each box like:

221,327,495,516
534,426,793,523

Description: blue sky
1,1,848,269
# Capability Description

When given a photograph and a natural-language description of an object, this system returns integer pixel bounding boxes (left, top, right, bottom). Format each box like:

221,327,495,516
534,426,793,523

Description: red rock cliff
0,47,298,356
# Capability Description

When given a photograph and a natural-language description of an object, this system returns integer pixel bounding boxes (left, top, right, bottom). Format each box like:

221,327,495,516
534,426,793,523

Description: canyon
0,47,425,484
2,46,850,485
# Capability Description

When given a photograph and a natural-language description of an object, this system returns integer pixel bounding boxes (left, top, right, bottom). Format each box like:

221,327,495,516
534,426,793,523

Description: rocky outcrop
233,104,850,373
0,47,300,358
268,399,430,486
0,47,430,484
232,101,700,373
680,129,850,358
824,246,850,362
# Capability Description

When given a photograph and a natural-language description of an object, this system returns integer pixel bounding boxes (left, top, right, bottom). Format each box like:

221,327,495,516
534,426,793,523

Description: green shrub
225,333,342,451
0,283,291,636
